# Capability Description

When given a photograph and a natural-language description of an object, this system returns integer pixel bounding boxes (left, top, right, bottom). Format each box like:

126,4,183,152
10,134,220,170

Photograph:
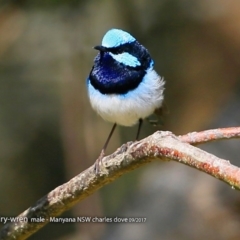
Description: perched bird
87,28,165,171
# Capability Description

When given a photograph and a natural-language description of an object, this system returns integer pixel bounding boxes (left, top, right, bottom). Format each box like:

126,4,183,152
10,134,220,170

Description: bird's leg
136,118,143,140
95,123,117,173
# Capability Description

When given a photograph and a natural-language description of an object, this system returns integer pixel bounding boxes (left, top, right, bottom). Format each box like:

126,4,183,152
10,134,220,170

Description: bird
87,28,165,172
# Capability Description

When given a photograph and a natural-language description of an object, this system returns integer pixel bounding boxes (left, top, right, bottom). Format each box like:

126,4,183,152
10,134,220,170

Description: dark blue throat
89,43,152,95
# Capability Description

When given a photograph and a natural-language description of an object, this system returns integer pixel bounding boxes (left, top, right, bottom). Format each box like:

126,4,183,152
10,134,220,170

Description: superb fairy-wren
87,28,165,171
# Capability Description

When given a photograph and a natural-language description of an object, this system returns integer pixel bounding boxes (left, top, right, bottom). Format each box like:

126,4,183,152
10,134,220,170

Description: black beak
94,45,108,52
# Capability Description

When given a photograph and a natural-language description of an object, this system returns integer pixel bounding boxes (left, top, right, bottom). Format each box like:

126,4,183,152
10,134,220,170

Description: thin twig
179,127,240,145
0,128,240,240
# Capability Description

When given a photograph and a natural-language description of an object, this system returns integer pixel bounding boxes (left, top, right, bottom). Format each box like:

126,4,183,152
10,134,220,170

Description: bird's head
89,29,154,94
93,29,152,69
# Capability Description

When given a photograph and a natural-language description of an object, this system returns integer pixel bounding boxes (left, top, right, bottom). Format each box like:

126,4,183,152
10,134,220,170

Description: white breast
88,68,165,126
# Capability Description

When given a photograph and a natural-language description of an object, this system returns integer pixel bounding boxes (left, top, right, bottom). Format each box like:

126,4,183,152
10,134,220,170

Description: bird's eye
109,47,124,54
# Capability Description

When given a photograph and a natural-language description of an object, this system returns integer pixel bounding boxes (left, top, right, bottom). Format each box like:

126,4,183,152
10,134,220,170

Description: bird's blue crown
89,29,154,94
102,29,136,48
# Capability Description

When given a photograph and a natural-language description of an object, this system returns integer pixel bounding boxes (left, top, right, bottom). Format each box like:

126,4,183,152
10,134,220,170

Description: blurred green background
1,0,240,239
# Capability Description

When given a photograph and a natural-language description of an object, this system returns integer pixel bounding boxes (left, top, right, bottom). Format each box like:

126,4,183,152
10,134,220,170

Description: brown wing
147,101,169,127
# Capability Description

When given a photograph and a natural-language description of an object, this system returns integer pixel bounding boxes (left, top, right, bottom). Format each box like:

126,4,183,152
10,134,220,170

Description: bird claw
94,150,105,174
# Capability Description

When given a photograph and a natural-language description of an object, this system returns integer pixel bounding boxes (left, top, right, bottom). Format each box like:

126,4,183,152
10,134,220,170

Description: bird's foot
94,150,105,174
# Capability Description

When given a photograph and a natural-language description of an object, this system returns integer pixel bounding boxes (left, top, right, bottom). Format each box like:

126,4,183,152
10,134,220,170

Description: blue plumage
87,29,165,170
102,29,135,48
109,52,141,67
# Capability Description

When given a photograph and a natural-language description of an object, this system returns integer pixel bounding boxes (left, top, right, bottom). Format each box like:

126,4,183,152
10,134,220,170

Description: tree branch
179,127,240,145
1,128,240,240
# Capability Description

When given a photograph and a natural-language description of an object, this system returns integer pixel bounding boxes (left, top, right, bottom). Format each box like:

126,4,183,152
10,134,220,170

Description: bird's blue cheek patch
109,52,141,67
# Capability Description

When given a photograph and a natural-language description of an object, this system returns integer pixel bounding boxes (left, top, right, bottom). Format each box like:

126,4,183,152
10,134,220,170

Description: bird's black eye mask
107,41,139,55
106,45,128,54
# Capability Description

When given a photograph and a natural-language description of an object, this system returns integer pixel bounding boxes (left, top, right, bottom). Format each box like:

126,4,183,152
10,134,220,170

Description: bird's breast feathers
88,68,164,126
